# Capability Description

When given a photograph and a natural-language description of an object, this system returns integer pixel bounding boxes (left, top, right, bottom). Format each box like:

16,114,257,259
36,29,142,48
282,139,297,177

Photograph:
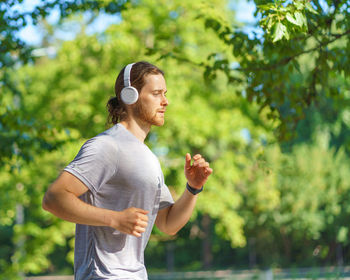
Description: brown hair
107,61,164,125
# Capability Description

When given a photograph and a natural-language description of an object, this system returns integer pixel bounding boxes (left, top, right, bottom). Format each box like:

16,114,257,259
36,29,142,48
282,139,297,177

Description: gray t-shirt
64,123,174,280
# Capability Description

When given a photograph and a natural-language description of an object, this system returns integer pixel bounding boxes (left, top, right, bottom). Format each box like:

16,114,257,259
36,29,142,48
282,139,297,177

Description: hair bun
109,96,119,106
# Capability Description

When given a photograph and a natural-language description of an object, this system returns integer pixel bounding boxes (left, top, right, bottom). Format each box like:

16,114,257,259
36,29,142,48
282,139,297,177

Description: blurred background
1,0,350,279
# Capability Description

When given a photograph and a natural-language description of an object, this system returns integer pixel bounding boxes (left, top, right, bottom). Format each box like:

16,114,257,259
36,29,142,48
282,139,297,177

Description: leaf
286,12,298,25
294,1,304,10
292,59,301,73
257,4,276,11
273,22,286,42
205,18,221,31
305,2,318,14
294,11,304,27
284,28,290,40
337,227,348,243
302,12,308,27
267,16,274,30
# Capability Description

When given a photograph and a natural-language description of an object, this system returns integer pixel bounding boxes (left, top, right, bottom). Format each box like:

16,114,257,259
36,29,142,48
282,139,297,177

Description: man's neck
120,118,150,143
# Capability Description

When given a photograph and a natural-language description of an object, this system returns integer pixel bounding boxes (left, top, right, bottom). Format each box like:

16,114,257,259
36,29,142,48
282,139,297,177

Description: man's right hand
111,207,149,237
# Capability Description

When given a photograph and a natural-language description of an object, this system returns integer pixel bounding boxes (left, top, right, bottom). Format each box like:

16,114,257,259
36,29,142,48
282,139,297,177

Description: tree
0,0,275,276
160,0,350,139
3,1,350,142
239,135,350,267
3,0,350,277
0,0,127,170
1,0,127,68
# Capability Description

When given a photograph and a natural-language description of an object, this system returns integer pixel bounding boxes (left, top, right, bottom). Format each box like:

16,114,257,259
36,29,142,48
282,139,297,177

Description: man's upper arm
155,206,172,233
49,171,89,197
63,137,119,193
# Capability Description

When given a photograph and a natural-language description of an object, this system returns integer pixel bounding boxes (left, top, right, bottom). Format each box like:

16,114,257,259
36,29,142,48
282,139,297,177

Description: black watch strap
186,182,203,195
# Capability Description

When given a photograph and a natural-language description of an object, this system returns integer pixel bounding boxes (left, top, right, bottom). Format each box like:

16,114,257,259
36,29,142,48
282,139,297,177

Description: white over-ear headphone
120,63,139,105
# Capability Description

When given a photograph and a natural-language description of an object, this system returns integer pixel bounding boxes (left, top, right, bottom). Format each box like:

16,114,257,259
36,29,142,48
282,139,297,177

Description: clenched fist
110,207,149,237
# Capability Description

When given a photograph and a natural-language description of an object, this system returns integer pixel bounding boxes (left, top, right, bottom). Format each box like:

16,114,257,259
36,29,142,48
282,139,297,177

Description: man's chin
153,120,165,127
151,118,165,127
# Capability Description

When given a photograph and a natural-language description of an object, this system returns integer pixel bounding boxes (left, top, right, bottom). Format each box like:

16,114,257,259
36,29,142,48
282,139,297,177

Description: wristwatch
186,182,203,195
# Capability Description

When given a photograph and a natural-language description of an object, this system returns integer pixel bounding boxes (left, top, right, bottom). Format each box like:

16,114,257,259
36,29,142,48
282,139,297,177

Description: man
42,61,213,279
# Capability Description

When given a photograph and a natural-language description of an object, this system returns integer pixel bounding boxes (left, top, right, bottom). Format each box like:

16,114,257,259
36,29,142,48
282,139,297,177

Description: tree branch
238,29,350,72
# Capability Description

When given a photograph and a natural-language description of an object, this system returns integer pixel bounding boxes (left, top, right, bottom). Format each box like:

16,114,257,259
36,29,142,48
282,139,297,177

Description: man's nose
162,95,169,106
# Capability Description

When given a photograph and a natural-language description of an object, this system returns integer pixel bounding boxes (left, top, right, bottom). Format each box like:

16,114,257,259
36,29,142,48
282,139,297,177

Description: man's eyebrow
152,89,167,93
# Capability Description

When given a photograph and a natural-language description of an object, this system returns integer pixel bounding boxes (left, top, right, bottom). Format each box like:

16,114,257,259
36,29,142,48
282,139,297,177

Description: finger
136,220,148,228
197,162,209,168
204,167,213,174
185,153,192,170
193,154,202,160
131,230,142,237
139,215,148,222
135,212,149,222
193,158,205,166
134,226,146,233
135,208,149,215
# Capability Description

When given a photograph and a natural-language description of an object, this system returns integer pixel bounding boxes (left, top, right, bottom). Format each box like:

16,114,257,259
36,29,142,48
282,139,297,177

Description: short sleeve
159,174,174,210
64,137,119,194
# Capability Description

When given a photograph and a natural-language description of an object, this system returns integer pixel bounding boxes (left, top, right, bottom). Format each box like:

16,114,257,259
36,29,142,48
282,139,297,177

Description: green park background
1,0,350,278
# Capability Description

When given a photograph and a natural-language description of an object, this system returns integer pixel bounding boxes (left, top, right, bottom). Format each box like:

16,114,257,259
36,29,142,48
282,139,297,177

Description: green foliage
0,0,128,176
0,0,127,68
0,142,78,278
176,0,350,140
240,135,350,266
2,0,350,277
1,0,273,276
258,0,316,42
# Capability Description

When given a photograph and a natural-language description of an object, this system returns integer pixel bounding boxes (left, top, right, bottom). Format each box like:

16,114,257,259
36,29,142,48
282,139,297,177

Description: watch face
121,87,138,104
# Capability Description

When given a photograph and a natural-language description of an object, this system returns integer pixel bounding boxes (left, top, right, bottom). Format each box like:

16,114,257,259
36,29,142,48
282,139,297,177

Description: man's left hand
184,153,213,189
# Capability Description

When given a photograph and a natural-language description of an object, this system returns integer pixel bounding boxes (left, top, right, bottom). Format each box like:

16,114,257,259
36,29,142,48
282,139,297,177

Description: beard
133,101,165,127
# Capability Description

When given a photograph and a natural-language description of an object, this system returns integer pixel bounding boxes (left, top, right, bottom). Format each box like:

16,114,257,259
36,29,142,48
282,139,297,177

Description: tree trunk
336,243,344,267
280,228,291,263
249,237,257,268
201,214,212,269
166,241,175,272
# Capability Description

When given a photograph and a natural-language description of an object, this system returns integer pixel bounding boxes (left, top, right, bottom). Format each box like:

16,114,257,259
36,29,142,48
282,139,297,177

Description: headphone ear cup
121,86,139,105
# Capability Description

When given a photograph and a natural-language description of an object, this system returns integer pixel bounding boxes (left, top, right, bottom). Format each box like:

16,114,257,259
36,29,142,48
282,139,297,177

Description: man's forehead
144,73,165,81
143,74,166,88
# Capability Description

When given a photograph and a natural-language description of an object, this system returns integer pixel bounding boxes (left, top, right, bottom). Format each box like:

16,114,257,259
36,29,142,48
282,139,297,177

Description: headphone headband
123,63,135,87
121,63,139,105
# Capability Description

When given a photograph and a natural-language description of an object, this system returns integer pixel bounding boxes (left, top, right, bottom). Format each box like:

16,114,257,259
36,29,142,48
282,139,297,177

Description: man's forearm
163,188,198,235
43,189,114,227
43,181,150,237
161,151,212,235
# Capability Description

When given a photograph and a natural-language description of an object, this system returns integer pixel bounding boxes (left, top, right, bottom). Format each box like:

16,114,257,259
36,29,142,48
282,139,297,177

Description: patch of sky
14,0,121,48
10,0,41,14
12,0,42,46
318,0,332,13
240,128,251,142
254,84,263,92
17,0,265,49
169,10,179,19
229,0,264,39
281,0,329,13
230,61,240,70
17,25,42,46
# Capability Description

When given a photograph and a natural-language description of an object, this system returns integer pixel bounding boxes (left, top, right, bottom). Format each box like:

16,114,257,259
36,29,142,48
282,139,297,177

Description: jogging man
42,61,213,279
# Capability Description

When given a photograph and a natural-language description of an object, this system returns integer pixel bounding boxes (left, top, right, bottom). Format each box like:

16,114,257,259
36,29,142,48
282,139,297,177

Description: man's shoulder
84,129,120,155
